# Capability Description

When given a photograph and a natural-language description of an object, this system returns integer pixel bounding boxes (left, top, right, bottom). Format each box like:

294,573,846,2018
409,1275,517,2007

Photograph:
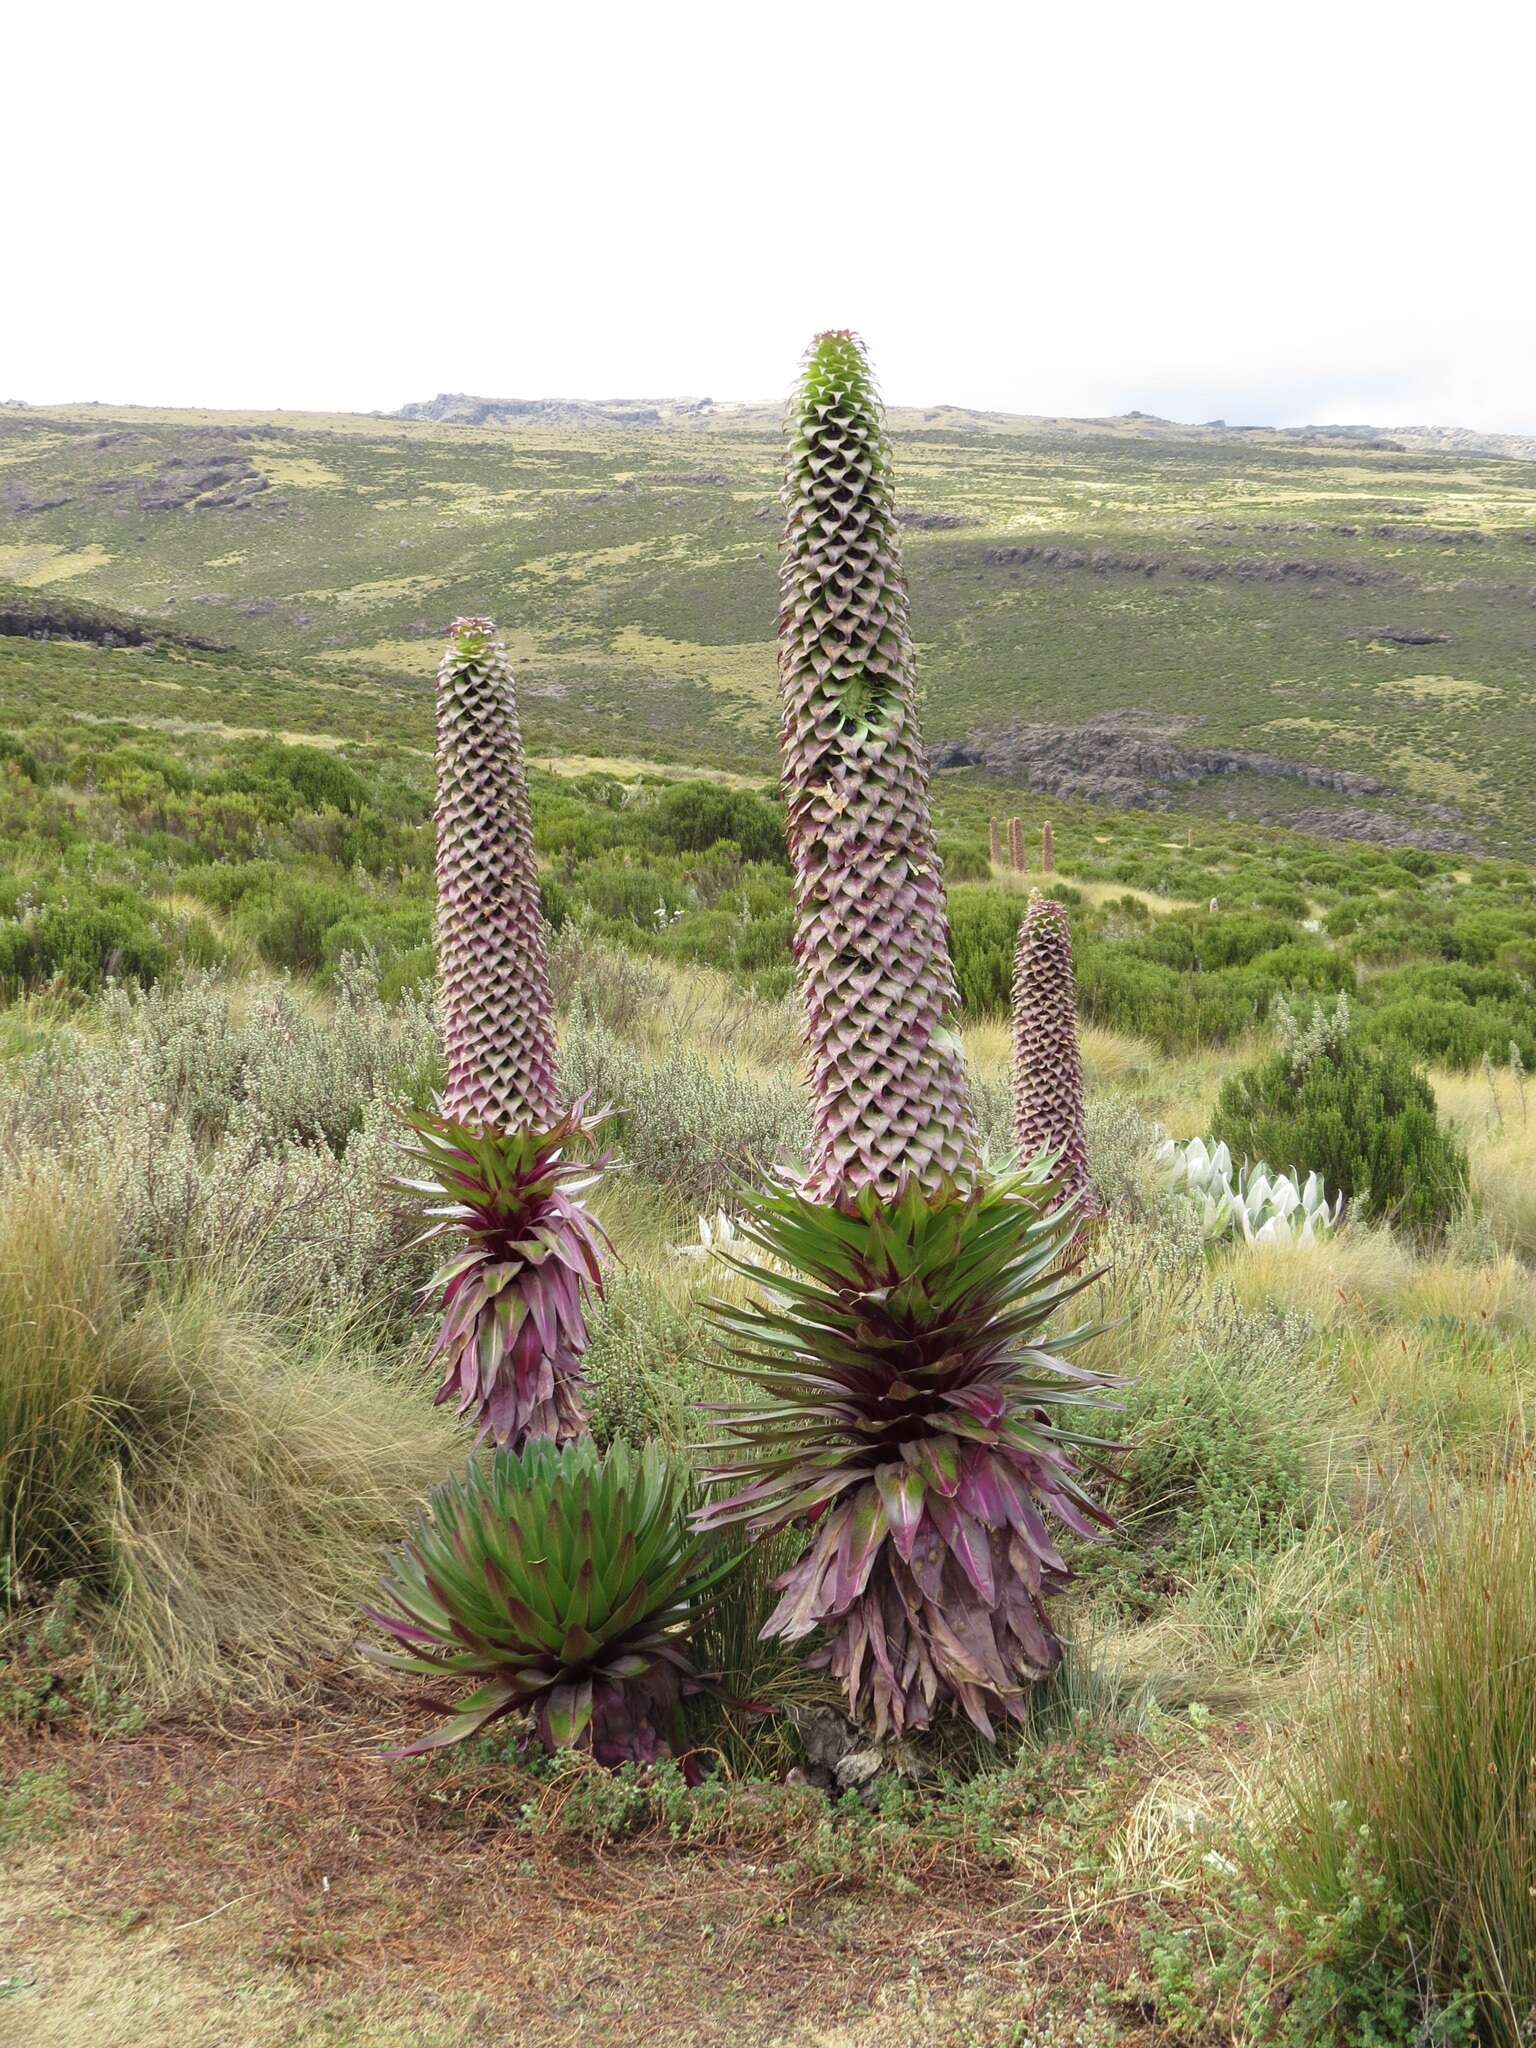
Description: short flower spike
1012,894,1103,1224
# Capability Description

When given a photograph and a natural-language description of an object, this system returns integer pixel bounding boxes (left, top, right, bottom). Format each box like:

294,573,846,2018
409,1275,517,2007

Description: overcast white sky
8,1,1535,431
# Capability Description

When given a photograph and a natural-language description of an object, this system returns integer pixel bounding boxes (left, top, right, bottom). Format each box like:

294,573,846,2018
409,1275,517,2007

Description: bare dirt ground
0,1689,1163,2048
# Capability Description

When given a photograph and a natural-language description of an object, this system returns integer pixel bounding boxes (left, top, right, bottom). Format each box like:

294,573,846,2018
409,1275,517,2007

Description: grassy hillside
4,618,1533,1085
3,394,1536,2044
2,397,1534,855
2,915,1534,2044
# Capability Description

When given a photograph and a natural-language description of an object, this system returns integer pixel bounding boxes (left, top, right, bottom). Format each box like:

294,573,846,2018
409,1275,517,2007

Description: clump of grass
1268,1470,1536,2044
1435,1061,1536,1262
0,1174,155,1589
562,1012,804,1207
1077,1293,1352,1684
582,1265,719,1455
686,1526,835,1776
0,1168,464,1709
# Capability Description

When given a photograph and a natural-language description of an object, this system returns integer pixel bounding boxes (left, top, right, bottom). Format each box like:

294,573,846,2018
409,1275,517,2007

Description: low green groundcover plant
363,1438,737,1767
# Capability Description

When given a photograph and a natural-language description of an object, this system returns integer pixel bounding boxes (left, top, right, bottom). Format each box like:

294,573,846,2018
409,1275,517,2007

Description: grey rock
833,1749,883,1791
931,711,1391,812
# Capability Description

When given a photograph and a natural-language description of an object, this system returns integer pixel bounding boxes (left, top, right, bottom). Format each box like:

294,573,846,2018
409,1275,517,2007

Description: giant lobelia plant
402,617,610,1448
697,335,1120,1741
1012,893,1104,1227
364,1437,735,1764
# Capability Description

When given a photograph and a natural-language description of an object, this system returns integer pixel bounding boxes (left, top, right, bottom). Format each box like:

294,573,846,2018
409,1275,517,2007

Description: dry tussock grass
0,1167,463,1709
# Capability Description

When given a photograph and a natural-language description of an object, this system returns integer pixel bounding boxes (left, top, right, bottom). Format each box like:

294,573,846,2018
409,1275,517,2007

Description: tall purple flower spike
1012,894,1104,1225
403,617,611,1448
779,332,979,1202
435,617,561,1130
696,338,1119,1745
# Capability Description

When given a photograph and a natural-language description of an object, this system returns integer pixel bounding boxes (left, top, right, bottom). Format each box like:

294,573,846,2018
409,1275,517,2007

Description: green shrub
728,907,794,973
1357,962,1536,1069
574,862,686,929
1076,948,1257,1051
0,898,170,995
376,944,436,1003
250,880,357,974
211,740,370,817
948,889,1022,1011
583,1273,714,1454
1241,942,1354,996
1364,997,1536,1071
1079,1306,1323,1634
644,783,786,867
938,837,992,883
318,905,432,978
1140,911,1297,971
0,734,43,784
1212,1022,1468,1235
562,1015,804,1207
183,859,282,913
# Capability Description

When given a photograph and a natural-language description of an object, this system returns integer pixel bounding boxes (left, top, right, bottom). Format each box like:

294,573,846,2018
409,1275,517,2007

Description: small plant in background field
404,617,612,1447
698,332,1120,1741
1156,1134,1344,1247
1271,989,1351,1074
1212,997,1468,1238
363,1438,734,1766
1012,894,1103,1227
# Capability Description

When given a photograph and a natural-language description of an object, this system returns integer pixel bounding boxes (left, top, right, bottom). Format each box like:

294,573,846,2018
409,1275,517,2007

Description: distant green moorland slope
1,395,1534,854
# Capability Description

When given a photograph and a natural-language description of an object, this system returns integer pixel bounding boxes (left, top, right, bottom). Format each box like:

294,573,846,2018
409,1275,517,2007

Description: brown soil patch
1,1688,1164,2047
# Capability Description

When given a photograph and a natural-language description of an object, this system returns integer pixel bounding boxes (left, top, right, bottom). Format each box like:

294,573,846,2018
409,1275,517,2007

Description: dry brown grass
0,1167,464,1710
0,1695,1169,2048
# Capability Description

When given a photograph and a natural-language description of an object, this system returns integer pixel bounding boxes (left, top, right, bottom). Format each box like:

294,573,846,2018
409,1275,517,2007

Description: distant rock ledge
930,712,1483,852
388,393,1536,461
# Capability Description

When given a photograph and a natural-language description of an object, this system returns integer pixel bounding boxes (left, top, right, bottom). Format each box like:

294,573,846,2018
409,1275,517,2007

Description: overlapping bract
401,1104,610,1446
434,618,560,1130
697,1168,1120,1739
779,331,978,1200
364,1438,732,1763
1012,895,1104,1225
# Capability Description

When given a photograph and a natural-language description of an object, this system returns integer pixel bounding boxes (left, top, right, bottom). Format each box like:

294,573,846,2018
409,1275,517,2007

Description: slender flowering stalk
779,331,977,1201
1012,893,1103,1224
1008,817,1025,872
403,617,611,1448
